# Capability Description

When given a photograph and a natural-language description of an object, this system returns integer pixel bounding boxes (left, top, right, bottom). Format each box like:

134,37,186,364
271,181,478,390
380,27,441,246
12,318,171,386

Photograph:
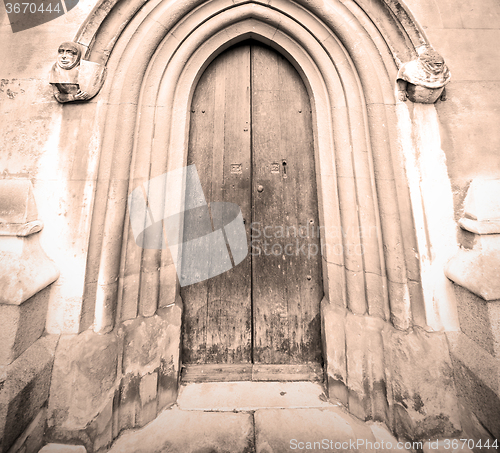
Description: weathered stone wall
1,0,100,335
403,0,500,440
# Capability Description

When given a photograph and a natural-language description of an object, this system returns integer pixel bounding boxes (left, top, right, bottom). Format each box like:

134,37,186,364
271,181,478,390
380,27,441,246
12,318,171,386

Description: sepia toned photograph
0,0,499,451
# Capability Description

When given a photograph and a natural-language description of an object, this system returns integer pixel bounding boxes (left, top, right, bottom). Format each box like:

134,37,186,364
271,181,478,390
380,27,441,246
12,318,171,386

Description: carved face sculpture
57,42,81,70
419,49,446,75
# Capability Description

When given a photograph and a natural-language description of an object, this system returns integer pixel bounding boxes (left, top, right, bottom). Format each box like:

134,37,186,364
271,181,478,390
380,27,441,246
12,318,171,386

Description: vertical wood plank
206,45,252,364
182,44,252,364
251,44,289,363
180,56,216,363
251,43,323,365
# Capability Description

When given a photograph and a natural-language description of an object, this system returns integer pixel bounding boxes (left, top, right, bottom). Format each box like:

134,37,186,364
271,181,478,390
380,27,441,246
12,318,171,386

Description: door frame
181,41,324,379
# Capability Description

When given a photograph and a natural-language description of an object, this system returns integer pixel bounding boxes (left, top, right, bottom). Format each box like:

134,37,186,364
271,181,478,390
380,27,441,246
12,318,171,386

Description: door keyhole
282,160,287,178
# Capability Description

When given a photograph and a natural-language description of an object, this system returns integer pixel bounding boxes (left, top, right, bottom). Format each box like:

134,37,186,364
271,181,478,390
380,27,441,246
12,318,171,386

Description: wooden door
181,42,323,381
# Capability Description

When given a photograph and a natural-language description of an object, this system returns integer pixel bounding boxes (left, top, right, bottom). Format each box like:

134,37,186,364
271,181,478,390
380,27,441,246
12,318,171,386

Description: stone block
6,407,46,453
457,400,499,452
157,355,178,413
116,303,182,430
345,313,387,422
453,286,497,356
426,30,500,82
369,422,406,453
321,300,347,405
137,373,157,427
109,409,254,453
437,82,500,181
254,408,357,453
0,180,37,224
122,313,169,375
47,330,122,430
450,355,500,441
45,284,88,335
322,260,346,306
383,327,461,440
0,335,58,453
117,375,140,433
0,286,50,366
446,331,500,396
87,395,114,453
487,301,500,358
157,304,181,413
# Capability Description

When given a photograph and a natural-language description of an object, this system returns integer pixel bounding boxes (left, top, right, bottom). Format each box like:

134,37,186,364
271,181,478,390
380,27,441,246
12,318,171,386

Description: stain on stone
412,393,424,413
120,374,141,404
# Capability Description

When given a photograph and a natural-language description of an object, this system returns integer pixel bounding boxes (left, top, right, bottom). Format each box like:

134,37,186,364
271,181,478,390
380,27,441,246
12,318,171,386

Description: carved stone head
396,47,451,103
57,42,81,70
419,48,446,76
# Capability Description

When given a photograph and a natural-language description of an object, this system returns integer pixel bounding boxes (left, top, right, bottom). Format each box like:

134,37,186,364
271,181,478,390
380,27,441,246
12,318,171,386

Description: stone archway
46,0,462,449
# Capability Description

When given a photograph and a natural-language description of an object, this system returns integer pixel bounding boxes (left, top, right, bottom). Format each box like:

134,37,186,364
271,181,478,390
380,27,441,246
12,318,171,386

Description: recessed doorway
181,41,323,382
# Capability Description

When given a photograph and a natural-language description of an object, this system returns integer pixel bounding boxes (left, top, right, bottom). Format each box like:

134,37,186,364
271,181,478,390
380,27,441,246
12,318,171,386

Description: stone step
107,406,405,453
106,382,405,453
176,381,336,411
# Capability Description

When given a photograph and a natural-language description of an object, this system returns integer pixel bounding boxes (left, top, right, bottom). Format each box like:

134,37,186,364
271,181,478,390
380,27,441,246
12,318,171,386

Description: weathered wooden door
181,42,323,381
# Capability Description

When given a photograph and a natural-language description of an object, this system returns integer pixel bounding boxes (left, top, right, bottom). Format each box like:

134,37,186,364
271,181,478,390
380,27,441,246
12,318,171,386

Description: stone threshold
176,381,339,411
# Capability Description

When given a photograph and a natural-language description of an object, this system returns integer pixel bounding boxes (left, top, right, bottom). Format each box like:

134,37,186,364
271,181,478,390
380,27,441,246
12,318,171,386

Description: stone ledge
445,241,500,301
459,218,500,235
461,179,500,222
0,220,43,237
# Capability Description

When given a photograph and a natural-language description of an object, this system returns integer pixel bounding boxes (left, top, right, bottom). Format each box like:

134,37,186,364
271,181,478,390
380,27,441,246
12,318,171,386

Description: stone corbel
0,180,60,305
49,41,106,103
445,179,500,300
396,47,451,104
